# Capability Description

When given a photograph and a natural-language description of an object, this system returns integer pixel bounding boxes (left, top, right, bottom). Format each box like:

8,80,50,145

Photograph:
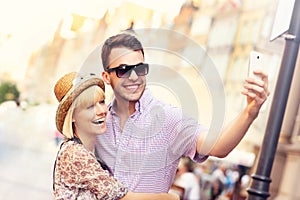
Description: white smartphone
248,51,265,79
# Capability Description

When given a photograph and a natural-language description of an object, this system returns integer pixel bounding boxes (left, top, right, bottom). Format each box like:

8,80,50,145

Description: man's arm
197,70,270,158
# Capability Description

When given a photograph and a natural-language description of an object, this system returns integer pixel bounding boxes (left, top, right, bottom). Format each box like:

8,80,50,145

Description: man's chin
128,89,145,100
127,94,142,101
118,86,145,101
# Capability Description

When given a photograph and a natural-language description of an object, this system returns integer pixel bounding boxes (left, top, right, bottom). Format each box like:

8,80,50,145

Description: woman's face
72,92,108,136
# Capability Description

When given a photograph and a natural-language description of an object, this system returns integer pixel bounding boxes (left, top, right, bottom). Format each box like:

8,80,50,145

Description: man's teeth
126,85,138,90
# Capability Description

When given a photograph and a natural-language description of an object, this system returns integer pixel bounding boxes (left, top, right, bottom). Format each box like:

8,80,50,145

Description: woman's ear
102,71,111,85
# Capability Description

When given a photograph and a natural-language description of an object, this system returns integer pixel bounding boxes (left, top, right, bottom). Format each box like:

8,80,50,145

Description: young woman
53,72,178,200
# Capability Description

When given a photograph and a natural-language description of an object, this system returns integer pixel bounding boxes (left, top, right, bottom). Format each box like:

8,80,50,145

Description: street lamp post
247,0,300,199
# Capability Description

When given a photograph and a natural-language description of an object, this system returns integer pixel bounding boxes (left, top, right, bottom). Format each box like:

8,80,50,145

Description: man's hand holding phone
243,50,270,117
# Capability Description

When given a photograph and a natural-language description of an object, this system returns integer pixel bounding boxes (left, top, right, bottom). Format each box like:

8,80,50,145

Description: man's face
102,47,146,103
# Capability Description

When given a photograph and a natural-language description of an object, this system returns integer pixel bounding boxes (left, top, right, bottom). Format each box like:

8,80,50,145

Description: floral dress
53,139,128,199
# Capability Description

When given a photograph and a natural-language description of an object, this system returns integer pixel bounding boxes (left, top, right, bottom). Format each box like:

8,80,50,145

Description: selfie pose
96,33,270,192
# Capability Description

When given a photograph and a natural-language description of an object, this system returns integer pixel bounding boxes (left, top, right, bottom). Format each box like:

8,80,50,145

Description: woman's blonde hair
62,85,105,139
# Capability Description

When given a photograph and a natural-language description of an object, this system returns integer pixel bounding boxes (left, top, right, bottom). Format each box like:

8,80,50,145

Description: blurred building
20,0,300,199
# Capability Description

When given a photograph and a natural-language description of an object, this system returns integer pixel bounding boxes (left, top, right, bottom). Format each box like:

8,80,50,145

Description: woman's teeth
93,118,105,124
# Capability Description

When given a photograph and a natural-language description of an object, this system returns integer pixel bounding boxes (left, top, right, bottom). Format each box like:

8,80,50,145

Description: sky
0,0,120,81
0,0,70,80
0,0,184,81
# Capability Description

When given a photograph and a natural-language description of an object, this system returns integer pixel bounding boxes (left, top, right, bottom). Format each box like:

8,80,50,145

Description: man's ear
102,71,111,85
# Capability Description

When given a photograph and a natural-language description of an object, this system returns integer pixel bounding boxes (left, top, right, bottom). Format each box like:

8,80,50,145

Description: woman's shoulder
58,139,90,159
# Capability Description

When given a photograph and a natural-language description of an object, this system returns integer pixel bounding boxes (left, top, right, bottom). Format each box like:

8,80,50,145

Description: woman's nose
95,102,107,115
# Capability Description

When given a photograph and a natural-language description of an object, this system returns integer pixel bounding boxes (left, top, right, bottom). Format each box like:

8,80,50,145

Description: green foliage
0,81,20,104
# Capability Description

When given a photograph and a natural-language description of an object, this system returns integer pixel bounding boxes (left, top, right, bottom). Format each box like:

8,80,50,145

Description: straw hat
54,72,105,133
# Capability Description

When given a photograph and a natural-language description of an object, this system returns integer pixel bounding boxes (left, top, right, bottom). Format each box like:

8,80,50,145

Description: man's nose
128,69,138,81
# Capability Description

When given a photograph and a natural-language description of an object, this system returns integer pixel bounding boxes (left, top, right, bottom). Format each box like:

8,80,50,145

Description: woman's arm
121,191,179,200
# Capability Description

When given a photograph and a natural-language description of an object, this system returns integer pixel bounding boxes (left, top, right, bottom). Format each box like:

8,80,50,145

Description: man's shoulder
141,89,178,108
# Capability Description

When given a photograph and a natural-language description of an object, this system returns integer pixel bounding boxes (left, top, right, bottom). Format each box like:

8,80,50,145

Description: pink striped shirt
96,89,207,192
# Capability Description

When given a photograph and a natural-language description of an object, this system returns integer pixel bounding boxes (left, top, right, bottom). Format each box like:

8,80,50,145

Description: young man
95,33,270,193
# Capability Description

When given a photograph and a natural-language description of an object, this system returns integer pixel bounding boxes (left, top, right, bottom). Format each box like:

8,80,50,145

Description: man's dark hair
101,33,144,70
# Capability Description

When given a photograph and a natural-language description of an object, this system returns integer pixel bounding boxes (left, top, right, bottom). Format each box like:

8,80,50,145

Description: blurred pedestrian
210,178,224,200
52,72,179,200
212,164,228,187
173,158,201,200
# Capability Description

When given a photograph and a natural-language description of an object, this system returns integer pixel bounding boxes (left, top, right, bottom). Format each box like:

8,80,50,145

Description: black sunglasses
106,63,149,78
